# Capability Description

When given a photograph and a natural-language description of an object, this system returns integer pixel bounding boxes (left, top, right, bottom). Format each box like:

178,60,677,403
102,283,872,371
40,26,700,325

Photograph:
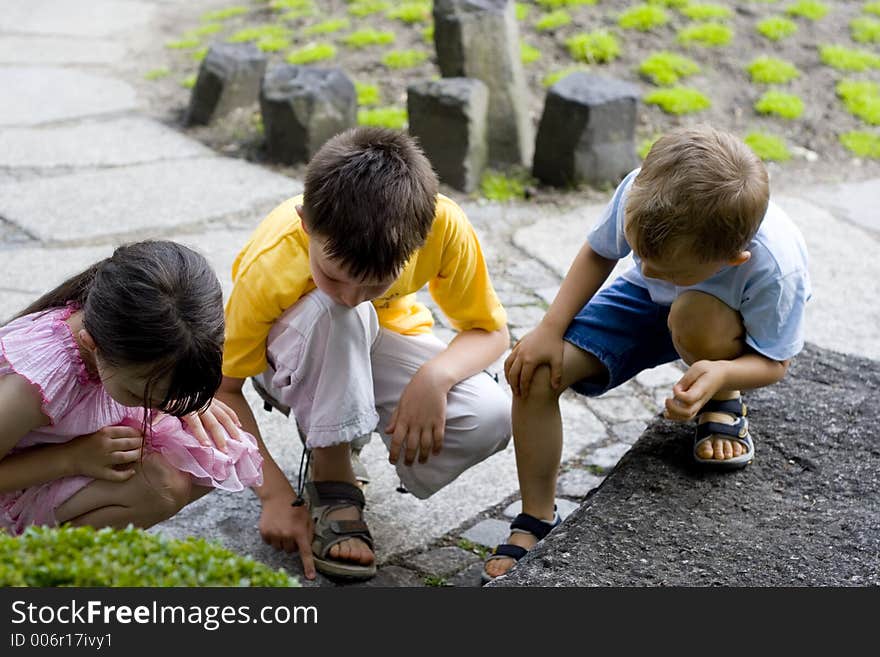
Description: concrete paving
2,0,878,587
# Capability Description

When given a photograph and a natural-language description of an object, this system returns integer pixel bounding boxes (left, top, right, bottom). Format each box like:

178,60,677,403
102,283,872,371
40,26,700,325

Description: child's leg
54,453,209,529
262,290,380,568
484,342,604,579
667,291,748,461
371,329,511,499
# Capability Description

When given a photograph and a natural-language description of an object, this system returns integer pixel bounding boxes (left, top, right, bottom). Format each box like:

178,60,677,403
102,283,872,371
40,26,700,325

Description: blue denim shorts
563,277,680,397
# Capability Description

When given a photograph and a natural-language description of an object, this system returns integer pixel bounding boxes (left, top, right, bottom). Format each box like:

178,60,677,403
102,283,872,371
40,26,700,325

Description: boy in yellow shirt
217,128,511,581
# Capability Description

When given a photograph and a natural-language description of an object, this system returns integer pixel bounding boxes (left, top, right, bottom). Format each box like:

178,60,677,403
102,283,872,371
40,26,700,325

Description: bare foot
325,504,374,566
695,410,749,461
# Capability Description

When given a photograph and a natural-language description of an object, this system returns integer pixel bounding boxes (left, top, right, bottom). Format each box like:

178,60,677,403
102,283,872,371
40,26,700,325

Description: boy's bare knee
527,365,561,401
139,454,193,514
669,292,743,362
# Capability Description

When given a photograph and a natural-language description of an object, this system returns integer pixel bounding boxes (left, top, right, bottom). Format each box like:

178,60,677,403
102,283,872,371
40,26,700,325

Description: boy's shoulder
748,200,809,280
234,196,308,277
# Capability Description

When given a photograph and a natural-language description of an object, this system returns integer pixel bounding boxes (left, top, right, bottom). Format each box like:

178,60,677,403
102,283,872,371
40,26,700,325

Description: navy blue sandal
481,511,561,584
693,396,754,470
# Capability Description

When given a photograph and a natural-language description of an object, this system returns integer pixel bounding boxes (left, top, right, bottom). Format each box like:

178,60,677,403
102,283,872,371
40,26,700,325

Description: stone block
186,43,267,126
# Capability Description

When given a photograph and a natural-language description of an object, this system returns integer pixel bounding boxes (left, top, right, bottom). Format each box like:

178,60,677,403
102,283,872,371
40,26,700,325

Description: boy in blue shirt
484,126,811,581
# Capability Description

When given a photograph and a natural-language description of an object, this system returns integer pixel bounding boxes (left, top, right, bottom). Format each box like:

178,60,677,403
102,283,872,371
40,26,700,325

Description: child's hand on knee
67,426,144,481
182,398,243,453
664,360,728,421
504,326,565,398
386,370,448,466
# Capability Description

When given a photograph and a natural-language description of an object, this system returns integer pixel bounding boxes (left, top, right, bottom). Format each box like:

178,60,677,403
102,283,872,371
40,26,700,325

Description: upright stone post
259,65,356,165
533,72,640,188
186,43,266,126
408,78,488,193
433,0,533,168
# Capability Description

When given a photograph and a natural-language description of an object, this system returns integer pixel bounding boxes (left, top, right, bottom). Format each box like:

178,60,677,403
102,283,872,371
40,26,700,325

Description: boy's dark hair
625,125,770,263
16,241,224,417
303,127,439,280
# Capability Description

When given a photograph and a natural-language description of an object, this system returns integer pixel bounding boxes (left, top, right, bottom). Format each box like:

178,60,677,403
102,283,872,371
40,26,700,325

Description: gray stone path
2,0,877,587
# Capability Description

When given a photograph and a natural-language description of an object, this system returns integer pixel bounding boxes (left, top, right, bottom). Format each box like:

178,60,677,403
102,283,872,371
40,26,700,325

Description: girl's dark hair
17,241,224,417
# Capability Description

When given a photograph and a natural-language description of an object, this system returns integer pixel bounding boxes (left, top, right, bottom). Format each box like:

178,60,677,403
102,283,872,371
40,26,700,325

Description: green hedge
0,526,298,587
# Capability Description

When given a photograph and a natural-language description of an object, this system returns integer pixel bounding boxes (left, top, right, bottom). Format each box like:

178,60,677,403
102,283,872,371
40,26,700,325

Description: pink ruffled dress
0,305,263,535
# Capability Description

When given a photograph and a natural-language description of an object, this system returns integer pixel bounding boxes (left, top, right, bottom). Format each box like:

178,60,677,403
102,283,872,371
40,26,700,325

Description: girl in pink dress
0,240,262,535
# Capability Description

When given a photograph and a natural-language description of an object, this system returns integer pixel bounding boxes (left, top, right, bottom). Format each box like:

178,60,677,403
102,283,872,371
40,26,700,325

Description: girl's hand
183,398,242,452
68,426,143,481
504,324,566,398
664,360,729,422
386,368,448,466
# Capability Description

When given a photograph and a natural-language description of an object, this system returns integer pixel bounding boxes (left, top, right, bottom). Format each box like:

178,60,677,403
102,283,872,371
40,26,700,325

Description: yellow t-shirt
222,194,507,379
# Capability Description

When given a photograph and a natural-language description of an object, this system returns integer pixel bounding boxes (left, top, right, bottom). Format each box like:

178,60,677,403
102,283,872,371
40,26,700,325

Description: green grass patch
680,3,733,20
286,42,337,64
423,24,434,44
270,0,314,9
304,18,349,36
358,106,407,129
355,82,381,107
187,23,224,37
0,526,298,587
192,47,209,62
424,575,451,587
785,0,829,20
382,49,428,68
646,0,689,6
166,37,201,50
457,538,491,559
837,79,880,125
756,16,798,40
744,132,791,161
542,65,589,86
202,6,248,22
851,17,880,43
387,2,432,24
480,170,529,202
536,10,572,31
257,35,292,52
754,90,804,119
819,44,880,71
745,56,800,84
639,51,700,85
638,135,661,159
521,42,542,64
344,28,396,48
516,2,530,20
618,4,669,31
644,86,712,114
181,75,197,89
677,22,733,47
866,2,880,17
144,67,170,81
567,31,621,63
229,25,289,43
536,0,596,7
840,131,880,158
348,0,391,17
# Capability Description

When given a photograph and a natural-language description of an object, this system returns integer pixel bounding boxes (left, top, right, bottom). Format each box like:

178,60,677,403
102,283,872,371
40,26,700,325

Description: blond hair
625,125,769,263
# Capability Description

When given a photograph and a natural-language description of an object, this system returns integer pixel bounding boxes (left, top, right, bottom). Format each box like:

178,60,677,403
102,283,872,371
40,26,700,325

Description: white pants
258,290,511,499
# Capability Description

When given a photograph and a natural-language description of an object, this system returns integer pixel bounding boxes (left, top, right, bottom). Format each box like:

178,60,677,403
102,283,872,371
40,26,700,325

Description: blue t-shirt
588,169,811,362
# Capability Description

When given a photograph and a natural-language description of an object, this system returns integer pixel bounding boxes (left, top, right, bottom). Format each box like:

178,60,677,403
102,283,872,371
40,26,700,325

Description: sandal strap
699,397,747,418
510,512,561,541
306,481,365,510
695,417,749,443
490,544,528,561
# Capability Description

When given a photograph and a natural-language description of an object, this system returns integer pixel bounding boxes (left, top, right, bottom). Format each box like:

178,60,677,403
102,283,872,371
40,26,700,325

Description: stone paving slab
492,345,880,586
0,118,212,168
802,179,880,236
0,36,125,65
0,67,138,126
409,547,479,577
557,469,605,498
460,519,511,548
0,159,297,243
0,0,155,38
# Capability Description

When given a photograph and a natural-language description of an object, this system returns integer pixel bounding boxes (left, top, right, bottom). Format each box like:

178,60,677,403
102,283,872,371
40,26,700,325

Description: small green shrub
536,0,596,7
744,132,792,161
840,131,880,158
851,17,880,43
536,10,572,30
304,18,349,35
819,44,880,71
0,526,298,587
480,170,529,202
646,0,689,6
187,23,224,37
866,2,880,17
423,25,434,44
347,0,390,17
618,4,669,31
145,67,170,81
638,135,661,159
274,0,316,20
286,43,337,64
257,35,291,52
521,42,542,64
542,65,589,86
680,3,733,20
192,47,209,62
754,90,804,119
382,49,428,68
745,56,800,84
229,25,289,44
837,79,880,125
639,51,700,85
181,75,197,89
785,0,829,20
644,86,711,114
344,28,396,48
358,106,408,129
516,2,530,20
756,17,798,40
355,82,381,107
387,1,432,23
202,6,248,22
567,31,621,63
166,37,201,50
677,22,733,47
